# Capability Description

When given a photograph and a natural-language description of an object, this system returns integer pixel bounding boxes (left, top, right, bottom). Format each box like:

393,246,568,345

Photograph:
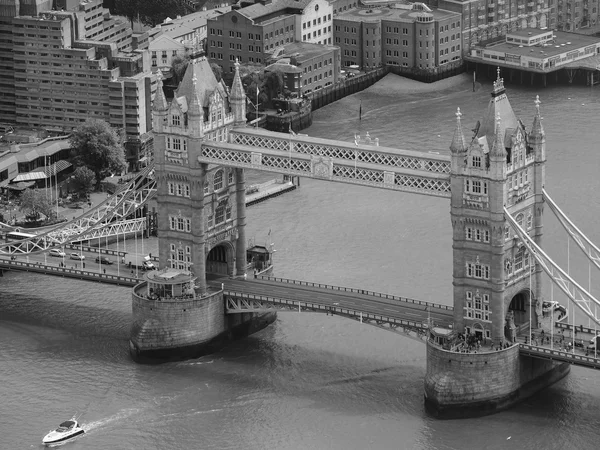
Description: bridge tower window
464,290,490,321
215,204,225,224
213,170,224,191
172,114,181,126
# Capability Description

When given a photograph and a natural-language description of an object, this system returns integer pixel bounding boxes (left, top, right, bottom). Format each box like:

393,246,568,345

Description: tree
171,55,191,85
19,189,53,222
69,119,126,190
71,166,97,195
210,62,223,83
113,0,188,27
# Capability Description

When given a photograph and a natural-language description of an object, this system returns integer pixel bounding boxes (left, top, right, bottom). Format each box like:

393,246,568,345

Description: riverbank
362,72,478,98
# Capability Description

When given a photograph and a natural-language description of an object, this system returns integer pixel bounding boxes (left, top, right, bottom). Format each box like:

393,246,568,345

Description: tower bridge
3,58,600,418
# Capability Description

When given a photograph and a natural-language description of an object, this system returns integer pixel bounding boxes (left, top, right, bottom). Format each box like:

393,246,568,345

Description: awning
6,181,35,191
12,172,46,182
43,160,72,177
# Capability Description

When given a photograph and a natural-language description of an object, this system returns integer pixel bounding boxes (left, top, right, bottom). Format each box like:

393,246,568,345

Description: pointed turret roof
531,95,545,138
230,59,245,101
153,72,168,112
490,112,506,157
175,57,226,109
450,107,467,154
188,73,202,117
477,68,518,148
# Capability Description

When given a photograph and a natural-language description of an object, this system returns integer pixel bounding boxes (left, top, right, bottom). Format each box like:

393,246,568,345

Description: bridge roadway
212,276,455,336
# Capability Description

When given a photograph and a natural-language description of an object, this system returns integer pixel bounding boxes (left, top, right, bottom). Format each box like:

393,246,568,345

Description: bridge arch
505,288,535,342
206,241,235,276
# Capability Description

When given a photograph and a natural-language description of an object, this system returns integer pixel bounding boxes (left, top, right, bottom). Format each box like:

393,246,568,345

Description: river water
2,75,600,449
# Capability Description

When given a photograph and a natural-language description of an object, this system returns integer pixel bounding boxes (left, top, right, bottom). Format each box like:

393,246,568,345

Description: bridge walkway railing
258,275,453,311
0,259,139,287
519,343,600,370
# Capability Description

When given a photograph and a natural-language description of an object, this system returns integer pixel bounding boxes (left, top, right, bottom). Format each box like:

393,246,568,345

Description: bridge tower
129,58,275,362
424,70,570,418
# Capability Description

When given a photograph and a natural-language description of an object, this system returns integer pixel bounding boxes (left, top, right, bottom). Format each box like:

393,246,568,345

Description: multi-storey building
554,0,599,31
434,0,553,52
334,3,462,71
267,41,341,93
207,0,333,73
0,0,157,171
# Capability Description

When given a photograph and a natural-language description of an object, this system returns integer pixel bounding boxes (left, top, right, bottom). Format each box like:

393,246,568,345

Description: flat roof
483,30,600,59
335,5,459,23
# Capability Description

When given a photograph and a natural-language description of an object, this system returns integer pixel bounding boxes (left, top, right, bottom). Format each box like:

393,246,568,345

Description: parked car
95,256,113,265
69,253,85,260
49,249,66,257
142,260,156,271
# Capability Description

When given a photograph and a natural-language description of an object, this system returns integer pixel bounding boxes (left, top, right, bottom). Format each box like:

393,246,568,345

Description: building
267,41,341,93
148,7,232,72
434,0,552,52
0,0,157,171
466,28,600,78
334,3,462,71
206,0,334,73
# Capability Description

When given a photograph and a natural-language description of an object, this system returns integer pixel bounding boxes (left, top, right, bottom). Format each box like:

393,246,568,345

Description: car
142,260,156,270
69,253,85,260
95,256,113,265
49,249,66,257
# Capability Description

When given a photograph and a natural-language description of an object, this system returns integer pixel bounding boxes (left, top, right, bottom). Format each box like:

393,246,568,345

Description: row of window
302,58,333,73
209,52,264,64
302,26,332,41
466,226,490,243
466,261,490,279
465,179,489,194
169,215,192,232
167,182,191,198
464,290,491,321
302,15,332,29
169,242,192,270
303,70,333,85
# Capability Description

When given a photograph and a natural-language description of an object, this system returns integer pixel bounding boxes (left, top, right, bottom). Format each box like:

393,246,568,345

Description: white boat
42,419,85,446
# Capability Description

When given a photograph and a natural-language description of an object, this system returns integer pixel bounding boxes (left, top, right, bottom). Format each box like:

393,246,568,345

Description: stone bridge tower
449,71,546,345
424,72,569,418
130,59,276,362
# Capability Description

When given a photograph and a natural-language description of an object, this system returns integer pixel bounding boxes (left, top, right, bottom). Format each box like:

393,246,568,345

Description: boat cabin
144,268,196,300
57,421,77,432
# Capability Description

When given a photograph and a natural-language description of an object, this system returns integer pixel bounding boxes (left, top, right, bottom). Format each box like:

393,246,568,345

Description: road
217,277,454,328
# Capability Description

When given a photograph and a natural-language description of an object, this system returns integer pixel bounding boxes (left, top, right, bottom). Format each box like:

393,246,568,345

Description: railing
259,275,453,311
0,259,139,286
224,291,430,330
519,343,600,369
556,321,600,336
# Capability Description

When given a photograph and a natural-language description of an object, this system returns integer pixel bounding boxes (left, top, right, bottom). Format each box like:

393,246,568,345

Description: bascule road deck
214,276,455,330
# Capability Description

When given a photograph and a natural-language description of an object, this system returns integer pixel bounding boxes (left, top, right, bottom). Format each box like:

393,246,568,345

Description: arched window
215,204,225,224
213,170,223,191
516,213,524,228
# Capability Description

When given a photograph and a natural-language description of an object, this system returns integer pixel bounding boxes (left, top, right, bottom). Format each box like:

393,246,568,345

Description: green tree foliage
264,69,284,100
19,189,53,222
113,0,187,27
69,119,126,190
210,62,223,83
171,54,190,85
71,166,97,195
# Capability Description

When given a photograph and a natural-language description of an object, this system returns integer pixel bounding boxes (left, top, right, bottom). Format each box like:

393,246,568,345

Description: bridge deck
519,343,600,370
215,277,454,330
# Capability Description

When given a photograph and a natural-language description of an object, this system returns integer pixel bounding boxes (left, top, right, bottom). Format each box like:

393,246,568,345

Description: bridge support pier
129,288,277,363
424,342,570,418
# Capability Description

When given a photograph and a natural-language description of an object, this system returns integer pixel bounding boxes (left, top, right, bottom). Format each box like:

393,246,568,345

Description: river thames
1,74,600,449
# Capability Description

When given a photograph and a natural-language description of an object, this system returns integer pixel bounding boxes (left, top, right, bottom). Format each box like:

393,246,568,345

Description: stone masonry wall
424,341,521,405
131,289,226,350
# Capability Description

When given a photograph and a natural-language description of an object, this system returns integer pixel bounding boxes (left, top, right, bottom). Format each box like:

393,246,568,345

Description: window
464,290,491,321
215,204,225,224
213,170,224,191
172,114,180,126
466,259,490,279
472,156,481,168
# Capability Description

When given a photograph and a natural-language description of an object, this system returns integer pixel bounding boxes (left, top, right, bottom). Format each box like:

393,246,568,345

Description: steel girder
543,188,600,272
504,207,600,327
224,292,432,342
198,129,451,198
0,165,157,255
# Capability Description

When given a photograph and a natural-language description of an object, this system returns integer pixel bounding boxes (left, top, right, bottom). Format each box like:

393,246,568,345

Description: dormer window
472,155,482,168
172,114,181,126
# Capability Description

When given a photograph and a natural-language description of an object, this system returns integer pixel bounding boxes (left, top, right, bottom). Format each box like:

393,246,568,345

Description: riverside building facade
207,0,333,73
334,3,462,71
0,0,157,171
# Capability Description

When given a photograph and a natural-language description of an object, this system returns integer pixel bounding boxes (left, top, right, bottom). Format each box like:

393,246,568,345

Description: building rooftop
273,41,339,63
238,0,313,21
483,29,600,59
335,4,458,23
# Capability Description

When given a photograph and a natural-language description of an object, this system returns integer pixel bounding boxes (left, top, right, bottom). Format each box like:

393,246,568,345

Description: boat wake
83,408,140,433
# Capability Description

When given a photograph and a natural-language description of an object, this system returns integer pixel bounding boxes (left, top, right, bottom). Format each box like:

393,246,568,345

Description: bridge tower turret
130,57,276,362
425,69,569,418
449,69,546,346
230,60,247,127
